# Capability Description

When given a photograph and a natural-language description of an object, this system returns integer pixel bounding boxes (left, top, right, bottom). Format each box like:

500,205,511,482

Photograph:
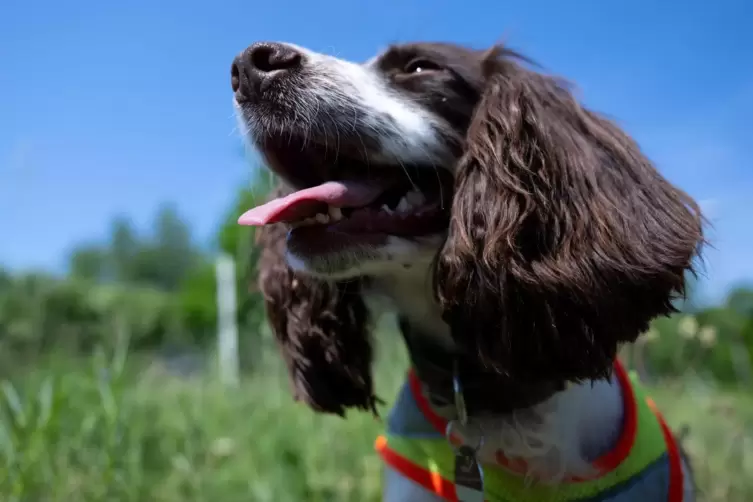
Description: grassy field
1,331,752,502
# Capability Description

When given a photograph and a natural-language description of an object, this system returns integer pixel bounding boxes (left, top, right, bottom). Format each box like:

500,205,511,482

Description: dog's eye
403,58,442,74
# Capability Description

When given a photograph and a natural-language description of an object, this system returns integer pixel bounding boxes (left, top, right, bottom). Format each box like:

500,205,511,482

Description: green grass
0,333,751,502
649,377,753,501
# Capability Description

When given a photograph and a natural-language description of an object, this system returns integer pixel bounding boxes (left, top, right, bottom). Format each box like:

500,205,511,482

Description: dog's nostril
249,43,302,73
250,45,276,72
230,63,241,93
232,42,304,100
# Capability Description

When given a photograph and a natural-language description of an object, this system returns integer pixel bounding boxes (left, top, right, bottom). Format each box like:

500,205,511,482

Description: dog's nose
231,42,303,100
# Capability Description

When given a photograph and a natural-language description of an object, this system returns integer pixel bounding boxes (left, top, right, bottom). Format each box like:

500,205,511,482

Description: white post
216,253,240,387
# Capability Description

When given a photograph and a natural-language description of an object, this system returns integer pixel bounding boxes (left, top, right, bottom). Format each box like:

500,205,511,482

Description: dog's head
232,41,704,415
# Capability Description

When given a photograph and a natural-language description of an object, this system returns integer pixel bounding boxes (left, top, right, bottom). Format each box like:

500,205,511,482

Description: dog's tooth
396,196,411,212
405,190,425,206
314,213,330,224
381,204,393,214
328,206,343,220
302,217,317,226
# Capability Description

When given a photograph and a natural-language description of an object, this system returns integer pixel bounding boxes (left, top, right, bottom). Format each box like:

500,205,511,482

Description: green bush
643,301,753,386
0,268,266,365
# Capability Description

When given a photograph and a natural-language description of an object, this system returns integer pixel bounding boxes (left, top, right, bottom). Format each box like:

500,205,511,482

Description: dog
231,40,703,501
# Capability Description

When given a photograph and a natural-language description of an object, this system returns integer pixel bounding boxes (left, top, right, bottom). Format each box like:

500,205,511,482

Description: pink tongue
237,180,386,226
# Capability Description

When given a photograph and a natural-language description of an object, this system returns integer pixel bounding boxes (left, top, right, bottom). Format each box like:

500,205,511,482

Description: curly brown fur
436,47,704,384
256,188,379,416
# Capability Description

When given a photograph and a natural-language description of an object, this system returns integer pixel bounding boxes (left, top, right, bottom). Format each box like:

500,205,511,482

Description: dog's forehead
363,42,483,69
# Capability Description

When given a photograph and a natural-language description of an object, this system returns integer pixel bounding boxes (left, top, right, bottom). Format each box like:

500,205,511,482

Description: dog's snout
231,42,303,100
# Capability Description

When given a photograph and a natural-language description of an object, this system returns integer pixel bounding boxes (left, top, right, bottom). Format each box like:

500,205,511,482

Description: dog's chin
284,233,446,280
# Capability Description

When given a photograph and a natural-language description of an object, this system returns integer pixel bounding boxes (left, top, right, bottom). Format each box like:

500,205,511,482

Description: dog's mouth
238,149,454,255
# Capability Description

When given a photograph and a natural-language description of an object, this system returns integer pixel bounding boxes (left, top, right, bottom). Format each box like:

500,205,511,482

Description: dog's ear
435,47,704,384
255,185,378,416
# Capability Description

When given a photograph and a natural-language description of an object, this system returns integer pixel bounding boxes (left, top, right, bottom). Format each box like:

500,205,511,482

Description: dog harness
375,361,684,502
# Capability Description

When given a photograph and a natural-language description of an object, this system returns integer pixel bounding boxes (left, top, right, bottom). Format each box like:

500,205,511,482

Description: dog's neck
369,265,626,481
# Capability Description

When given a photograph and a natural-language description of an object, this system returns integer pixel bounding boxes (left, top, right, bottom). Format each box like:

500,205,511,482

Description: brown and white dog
231,40,702,501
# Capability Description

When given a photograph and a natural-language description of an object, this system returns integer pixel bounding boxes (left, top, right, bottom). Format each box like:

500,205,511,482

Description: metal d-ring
446,419,485,453
449,359,484,451
452,359,468,426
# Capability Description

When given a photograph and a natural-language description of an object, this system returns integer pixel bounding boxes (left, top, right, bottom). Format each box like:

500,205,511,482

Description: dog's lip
285,204,449,257
287,225,390,257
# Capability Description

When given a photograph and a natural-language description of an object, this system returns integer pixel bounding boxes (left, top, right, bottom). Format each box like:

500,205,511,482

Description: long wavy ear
436,47,704,384
255,185,378,416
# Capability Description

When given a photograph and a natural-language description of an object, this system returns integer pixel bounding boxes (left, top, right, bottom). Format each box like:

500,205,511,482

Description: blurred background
1,0,752,500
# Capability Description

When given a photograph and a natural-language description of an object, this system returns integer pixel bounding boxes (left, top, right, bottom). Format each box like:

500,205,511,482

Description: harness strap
376,361,685,502
647,397,685,502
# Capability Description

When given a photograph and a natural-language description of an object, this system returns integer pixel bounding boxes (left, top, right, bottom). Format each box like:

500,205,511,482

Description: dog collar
398,317,564,415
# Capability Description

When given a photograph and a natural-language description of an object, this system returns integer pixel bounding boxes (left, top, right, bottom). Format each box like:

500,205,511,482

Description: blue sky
1,0,751,303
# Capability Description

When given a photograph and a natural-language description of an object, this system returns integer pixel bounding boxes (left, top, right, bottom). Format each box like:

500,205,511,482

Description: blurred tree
0,267,12,291
694,306,749,383
68,206,200,292
725,285,753,380
0,273,52,351
151,203,199,288
127,204,199,291
69,244,108,281
177,259,217,344
109,216,140,282
726,285,753,317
